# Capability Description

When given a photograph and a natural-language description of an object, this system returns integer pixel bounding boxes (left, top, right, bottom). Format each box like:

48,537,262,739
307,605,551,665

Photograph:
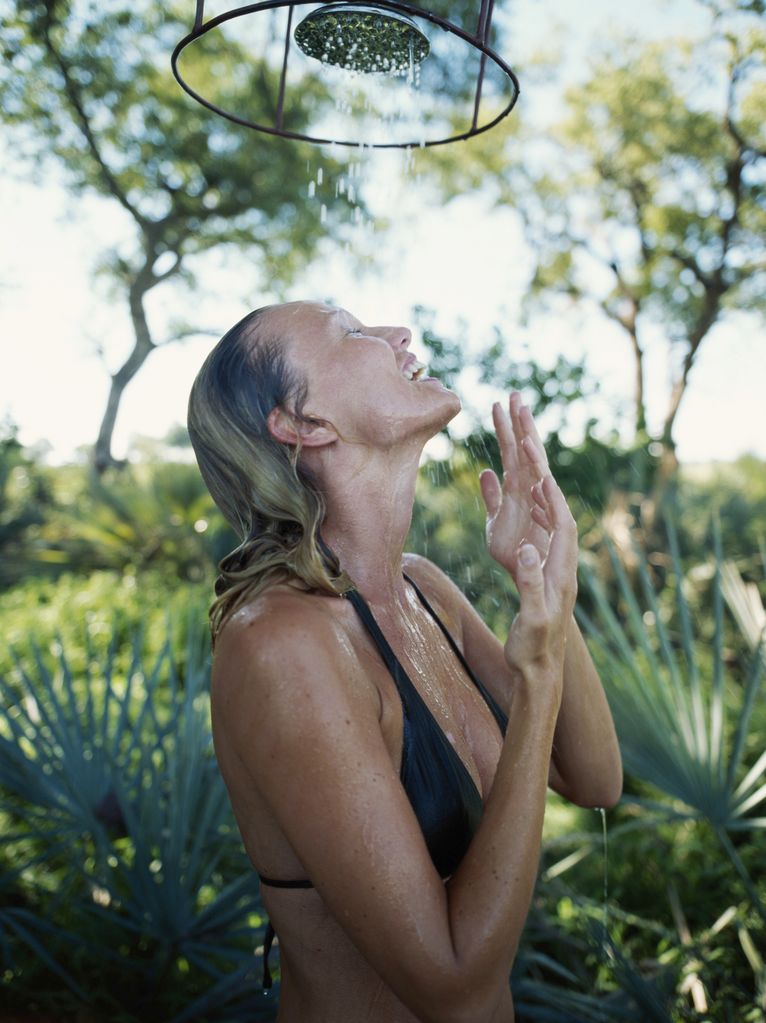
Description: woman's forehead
268,302,360,337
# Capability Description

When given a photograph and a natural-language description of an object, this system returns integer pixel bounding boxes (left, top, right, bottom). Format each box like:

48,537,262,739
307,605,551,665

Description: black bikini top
259,574,508,887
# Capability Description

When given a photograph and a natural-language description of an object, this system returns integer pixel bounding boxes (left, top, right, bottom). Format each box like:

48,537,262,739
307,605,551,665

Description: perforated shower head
294,3,430,74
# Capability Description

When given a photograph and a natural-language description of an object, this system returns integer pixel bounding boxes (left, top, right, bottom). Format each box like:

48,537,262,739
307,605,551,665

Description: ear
266,407,338,448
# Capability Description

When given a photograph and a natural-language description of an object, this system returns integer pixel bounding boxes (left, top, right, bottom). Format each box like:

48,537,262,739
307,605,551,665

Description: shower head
294,3,430,74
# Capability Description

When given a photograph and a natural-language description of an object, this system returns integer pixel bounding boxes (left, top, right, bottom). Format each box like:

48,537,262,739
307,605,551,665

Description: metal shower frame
171,0,520,148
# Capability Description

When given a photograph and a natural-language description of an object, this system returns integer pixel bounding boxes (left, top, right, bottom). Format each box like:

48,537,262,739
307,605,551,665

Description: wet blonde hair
187,307,351,643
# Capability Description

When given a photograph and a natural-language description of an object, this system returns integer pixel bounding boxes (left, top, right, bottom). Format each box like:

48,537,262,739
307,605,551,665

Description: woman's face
266,301,461,447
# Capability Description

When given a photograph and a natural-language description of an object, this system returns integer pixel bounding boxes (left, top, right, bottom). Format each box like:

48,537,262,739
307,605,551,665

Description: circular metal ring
171,0,520,149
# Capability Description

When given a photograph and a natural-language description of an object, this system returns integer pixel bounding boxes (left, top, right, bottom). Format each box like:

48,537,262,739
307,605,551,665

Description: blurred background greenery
1,0,765,1020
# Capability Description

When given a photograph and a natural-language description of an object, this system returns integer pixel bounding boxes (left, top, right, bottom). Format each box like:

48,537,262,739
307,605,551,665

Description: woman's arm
212,473,576,1023
407,394,621,809
487,396,622,807
550,616,622,806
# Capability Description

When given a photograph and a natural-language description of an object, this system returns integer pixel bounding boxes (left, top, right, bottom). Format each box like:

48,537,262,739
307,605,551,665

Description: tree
0,0,345,471
515,12,765,480
417,3,765,499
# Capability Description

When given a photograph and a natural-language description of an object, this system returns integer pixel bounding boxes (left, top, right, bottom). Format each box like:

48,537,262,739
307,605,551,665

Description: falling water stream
302,26,428,247
597,807,610,956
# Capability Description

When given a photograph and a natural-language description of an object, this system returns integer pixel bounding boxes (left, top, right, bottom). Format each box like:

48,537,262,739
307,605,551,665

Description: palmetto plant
0,620,275,1020
578,520,766,927
52,461,236,579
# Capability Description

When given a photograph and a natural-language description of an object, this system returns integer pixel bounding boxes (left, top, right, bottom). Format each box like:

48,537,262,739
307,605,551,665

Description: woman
187,300,622,1023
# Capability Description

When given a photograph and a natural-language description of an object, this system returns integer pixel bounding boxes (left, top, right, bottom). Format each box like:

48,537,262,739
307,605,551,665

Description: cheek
307,365,383,422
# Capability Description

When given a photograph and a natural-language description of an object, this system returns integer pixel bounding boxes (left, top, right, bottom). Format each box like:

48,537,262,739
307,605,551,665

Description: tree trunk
630,329,647,438
92,280,156,474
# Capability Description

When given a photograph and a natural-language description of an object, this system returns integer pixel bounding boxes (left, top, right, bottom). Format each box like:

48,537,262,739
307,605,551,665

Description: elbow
579,766,623,811
603,770,624,809
601,751,624,808
590,780,622,810
562,763,623,811
414,974,508,1023
573,743,624,810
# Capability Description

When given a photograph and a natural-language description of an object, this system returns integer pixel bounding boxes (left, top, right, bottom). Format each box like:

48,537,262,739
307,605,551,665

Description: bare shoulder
215,585,343,665
212,586,374,736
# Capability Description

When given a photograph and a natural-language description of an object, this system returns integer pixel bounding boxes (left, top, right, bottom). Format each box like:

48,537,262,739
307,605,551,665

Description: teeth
403,359,427,381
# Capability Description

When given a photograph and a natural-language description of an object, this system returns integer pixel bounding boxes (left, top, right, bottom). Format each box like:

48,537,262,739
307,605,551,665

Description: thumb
515,543,546,616
479,469,502,518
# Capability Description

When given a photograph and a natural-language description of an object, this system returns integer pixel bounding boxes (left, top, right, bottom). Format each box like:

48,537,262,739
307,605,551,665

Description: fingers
542,473,574,531
492,401,519,482
494,393,550,483
509,390,523,443
540,474,578,604
479,468,502,518
521,433,547,478
518,401,550,473
530,478,551,531
504,392,550,484
531,504,551,531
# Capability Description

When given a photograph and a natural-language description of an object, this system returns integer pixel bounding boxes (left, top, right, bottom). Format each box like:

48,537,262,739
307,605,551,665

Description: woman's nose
387,326,412,349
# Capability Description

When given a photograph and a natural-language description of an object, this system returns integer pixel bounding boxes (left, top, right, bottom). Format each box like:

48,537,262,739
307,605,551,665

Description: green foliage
415,3,766,459
677,456,766,569
527,18,765,446
2,508,766,1019
0,0,334,270
0,454,236,593
581,523,766,846
48,460,237,579
0,425,59,588
0,618,275,1021
569,521,766,1018
0,570,209,680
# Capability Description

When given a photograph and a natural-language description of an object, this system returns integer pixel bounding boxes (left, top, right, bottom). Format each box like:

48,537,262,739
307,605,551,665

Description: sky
1,0,763,466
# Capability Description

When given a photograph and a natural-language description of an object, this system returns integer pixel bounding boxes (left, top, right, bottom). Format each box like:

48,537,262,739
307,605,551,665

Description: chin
442,386,462,419
428,387,461,434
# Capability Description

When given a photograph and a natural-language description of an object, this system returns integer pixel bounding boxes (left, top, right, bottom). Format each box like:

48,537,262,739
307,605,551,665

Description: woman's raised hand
479,394,579,683
479,393,555,579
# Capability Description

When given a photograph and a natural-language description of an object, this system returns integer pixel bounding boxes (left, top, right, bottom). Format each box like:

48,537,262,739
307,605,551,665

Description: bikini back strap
258,874,314,888
257,875,314,991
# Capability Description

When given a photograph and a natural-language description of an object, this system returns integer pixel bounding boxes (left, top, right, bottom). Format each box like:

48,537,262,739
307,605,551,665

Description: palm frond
0,618,267,1016
578,519,766,924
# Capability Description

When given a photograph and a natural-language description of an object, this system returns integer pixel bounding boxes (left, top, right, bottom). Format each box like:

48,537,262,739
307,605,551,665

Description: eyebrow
335,309,364,332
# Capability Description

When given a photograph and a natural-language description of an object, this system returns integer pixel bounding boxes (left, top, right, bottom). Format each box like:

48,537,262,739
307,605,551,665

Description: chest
349,599,504,802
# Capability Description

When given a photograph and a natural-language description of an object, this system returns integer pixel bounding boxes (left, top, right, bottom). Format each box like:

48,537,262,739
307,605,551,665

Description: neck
315,443,422,605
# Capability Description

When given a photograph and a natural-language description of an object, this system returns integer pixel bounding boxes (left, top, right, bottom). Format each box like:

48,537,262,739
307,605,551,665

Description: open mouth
402,358,427,381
